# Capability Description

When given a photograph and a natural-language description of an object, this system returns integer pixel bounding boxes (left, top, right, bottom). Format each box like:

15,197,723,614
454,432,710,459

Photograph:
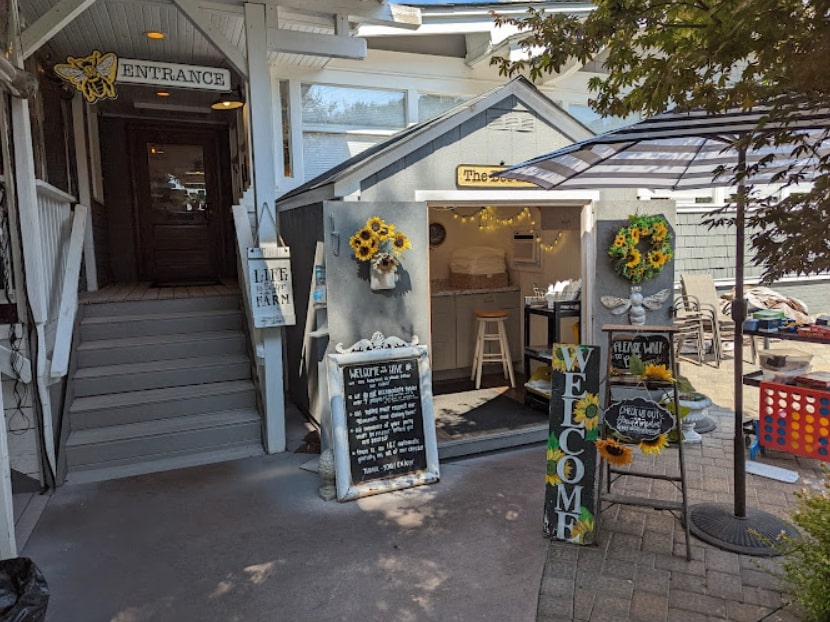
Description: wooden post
71,96,98,291
10,63,56,476
245,2,285,453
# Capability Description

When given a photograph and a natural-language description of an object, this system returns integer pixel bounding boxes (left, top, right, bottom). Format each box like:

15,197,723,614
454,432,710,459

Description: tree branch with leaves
490,0,830,282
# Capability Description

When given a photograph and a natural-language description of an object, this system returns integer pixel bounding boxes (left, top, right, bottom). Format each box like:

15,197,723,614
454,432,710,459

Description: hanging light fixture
211,86,244,110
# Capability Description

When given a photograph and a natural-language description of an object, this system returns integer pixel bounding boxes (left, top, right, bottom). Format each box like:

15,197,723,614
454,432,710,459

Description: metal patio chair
680,273,757,364
671,296,708,365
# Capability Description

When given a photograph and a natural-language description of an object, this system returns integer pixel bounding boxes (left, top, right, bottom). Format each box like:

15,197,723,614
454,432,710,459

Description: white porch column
9,3,56,478
245,2,286,453
71,96,98,291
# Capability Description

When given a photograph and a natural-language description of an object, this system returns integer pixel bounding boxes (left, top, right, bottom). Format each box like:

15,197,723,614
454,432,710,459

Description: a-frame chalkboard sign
327,332,440,501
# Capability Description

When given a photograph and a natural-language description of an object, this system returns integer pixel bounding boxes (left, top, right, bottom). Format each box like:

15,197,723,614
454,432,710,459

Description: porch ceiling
17,0,421,101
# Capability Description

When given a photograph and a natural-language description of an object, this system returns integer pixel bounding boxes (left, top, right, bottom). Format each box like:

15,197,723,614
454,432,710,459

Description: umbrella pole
733,173,747,518
687,144,798,555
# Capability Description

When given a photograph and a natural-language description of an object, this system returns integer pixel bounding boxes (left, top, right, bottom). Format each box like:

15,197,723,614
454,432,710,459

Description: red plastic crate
758,382,830,461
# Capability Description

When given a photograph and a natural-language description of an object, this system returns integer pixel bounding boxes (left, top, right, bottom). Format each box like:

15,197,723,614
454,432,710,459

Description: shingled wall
674,208,830,314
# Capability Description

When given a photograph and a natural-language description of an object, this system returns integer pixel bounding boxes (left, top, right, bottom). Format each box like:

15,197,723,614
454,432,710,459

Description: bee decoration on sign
601,285,671,325
54,50,118,104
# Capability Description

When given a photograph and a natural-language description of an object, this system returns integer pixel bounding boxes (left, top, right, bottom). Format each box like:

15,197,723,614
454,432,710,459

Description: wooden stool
470,309,515,389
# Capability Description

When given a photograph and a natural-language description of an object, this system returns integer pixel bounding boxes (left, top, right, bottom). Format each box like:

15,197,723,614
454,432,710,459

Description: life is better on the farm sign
544,344,600,544
247,246,296,328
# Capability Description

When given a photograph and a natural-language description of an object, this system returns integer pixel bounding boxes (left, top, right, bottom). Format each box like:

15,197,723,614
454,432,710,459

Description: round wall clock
429,222,446,246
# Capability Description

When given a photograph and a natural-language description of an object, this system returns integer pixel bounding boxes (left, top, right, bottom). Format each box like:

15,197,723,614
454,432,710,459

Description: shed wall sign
117,58,231,91
456,165,538,188
247,246,296,328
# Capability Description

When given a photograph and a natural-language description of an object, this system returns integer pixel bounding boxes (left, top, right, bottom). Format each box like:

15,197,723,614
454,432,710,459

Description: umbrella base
688,503,798,556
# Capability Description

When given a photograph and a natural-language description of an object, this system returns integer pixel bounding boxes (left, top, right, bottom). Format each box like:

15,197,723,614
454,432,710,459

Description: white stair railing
32,181,88,379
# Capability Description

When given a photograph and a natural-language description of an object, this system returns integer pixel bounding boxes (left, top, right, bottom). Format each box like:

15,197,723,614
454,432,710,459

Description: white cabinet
430,295,457,371
430,289,521,373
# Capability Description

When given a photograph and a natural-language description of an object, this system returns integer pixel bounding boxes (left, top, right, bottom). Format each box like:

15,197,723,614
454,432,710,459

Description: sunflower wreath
607,214,673,284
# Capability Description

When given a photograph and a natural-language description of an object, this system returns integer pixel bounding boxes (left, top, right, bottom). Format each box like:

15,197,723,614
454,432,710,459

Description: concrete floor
17,334,830,621
21,441,548,621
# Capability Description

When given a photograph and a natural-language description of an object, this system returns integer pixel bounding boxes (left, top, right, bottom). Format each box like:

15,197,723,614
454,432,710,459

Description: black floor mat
432,387,546,442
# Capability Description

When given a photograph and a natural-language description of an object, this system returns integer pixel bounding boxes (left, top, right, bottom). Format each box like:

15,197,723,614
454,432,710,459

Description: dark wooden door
130,124,228,283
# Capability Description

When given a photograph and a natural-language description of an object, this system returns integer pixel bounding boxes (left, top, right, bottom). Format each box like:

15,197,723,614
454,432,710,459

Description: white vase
678,393,711,443
370,266,398,291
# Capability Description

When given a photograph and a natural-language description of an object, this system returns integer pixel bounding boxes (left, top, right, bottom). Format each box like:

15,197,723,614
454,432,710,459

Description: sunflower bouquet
607,214,673,284
349,216,412,273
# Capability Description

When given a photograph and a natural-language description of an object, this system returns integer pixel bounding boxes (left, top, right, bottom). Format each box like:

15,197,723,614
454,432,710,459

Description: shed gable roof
275,76,593,209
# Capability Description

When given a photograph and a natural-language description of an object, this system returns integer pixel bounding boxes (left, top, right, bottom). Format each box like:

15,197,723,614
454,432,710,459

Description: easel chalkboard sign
327,333,439,501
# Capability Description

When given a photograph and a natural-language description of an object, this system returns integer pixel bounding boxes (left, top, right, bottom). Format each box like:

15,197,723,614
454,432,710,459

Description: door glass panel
146,143,208,220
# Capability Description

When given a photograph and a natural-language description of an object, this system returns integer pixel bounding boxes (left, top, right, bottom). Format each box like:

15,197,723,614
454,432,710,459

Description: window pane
568,104,639,134
279,80,292,176
302,132,385,181
417,93,468,122
301,84,405,129
146,143,208,218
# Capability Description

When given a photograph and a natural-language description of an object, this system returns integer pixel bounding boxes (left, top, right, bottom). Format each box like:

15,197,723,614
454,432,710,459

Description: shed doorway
426,202,589,456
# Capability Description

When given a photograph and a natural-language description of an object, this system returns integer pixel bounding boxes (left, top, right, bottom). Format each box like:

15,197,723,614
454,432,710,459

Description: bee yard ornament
601,286,670,326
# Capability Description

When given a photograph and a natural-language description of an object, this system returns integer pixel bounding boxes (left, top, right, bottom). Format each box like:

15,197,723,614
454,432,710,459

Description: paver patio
537,338,829,621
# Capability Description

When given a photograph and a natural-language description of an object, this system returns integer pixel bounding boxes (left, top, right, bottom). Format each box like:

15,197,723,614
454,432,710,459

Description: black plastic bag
0,558,48,622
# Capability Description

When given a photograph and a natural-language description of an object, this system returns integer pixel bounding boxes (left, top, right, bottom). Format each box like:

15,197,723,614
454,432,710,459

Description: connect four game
759,382,830,461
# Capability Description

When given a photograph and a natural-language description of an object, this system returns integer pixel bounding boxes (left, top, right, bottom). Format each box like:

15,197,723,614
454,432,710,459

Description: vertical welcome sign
543,344,600,543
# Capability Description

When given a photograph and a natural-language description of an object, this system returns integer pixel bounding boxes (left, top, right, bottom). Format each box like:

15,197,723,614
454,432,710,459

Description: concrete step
72,354,252,397
66,409,262,468
76,330,247,367
81,294,240,318
80,308,242,341
66,291,264,484
64,441,264,485
69,380,257,430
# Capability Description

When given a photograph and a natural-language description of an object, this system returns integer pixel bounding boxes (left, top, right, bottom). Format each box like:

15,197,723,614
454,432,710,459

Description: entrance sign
327,333,439,501
247,246,296,327
55,54,231,104
610,333,671,373
544,344,600,544
117,58,231,91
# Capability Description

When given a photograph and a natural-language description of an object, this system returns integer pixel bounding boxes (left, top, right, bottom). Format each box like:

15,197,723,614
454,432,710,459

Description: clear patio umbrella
497,105,830,555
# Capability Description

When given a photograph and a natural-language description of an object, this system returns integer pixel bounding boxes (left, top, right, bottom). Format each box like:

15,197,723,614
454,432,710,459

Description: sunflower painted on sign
573,393,600,439
54,50,118,103
545,433,573,486
546,447,573,486
569,507,595,544
550,344,586,373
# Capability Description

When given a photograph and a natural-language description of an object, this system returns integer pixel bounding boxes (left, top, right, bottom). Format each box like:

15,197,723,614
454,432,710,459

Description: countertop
430,279,520,297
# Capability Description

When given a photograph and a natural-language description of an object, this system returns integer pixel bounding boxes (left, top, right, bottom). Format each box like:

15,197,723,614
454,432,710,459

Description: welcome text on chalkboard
327,341,439,501
344,359,427,483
